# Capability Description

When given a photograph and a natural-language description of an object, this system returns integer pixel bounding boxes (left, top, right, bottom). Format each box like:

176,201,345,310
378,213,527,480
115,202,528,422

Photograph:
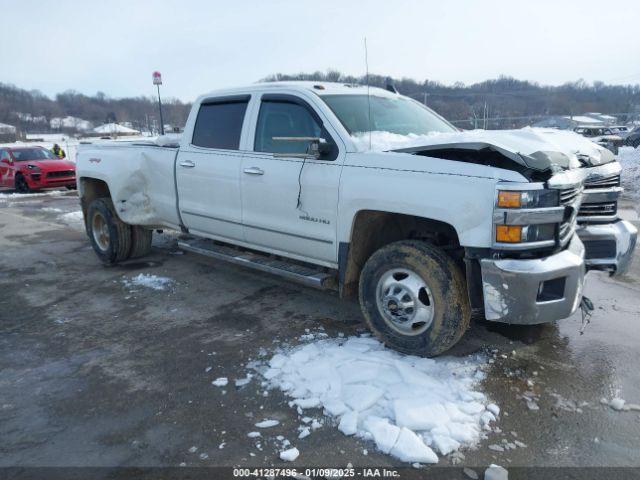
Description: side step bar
178,238,337,291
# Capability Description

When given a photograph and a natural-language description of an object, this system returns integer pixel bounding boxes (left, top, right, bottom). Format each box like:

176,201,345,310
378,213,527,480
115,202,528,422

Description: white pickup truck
76,81,637,356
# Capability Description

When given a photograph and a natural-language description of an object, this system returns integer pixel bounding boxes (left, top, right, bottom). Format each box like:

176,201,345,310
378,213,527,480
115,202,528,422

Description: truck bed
77,141,181,228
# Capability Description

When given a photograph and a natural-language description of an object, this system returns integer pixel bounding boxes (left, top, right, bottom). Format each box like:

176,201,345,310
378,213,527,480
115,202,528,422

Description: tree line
2,73,639,134
263,71,640,128
0,84,191,134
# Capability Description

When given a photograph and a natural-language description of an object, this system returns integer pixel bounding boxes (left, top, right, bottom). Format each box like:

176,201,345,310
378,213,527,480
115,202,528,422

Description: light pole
152,71,165,135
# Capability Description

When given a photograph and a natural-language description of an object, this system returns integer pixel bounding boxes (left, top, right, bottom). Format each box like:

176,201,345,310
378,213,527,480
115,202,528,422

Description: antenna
364,37,372,150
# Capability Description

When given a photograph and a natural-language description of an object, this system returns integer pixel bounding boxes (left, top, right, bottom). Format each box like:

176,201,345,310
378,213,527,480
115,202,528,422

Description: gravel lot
1,188,640,476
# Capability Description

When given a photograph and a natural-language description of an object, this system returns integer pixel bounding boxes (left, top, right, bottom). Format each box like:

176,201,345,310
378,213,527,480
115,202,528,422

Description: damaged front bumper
480,236,585,324
576,220,637,276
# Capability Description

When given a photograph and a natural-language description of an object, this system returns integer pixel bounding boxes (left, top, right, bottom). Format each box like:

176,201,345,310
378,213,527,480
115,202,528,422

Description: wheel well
340,211,461,299
79,178,111,225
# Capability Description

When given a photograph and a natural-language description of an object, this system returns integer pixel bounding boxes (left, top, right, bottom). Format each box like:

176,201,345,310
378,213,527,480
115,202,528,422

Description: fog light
496,225,522,243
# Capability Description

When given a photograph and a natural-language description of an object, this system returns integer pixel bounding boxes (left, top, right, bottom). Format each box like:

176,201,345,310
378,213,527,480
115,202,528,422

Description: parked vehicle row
75,82,636,356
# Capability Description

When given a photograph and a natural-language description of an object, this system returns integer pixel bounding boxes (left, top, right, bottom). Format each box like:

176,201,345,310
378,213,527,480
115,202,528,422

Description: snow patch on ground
58,210,84,226
211,377,228,387
255,419,280,428
279,447,299,461
258,335,496,464
0,189,66,201
122,273,173,291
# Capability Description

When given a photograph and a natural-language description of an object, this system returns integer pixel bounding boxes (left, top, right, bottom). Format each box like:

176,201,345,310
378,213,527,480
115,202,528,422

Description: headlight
494,185,564,249
495,224,556,243
497,189,559,209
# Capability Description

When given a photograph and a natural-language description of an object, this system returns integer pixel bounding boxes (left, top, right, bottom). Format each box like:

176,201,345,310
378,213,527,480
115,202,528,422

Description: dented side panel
77,143,181,228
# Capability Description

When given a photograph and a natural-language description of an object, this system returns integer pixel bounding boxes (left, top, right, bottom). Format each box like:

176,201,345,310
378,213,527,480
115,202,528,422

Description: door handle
243,167,264,175
179,160,195,168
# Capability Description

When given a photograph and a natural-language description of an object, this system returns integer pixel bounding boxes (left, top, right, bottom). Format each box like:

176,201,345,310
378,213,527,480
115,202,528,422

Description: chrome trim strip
581,187,622,204
181,210,334,244
493,239,556,250
494,207,565,226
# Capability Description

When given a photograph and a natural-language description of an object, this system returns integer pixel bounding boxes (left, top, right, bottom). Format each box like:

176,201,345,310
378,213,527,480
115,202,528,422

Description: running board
177,238,337,290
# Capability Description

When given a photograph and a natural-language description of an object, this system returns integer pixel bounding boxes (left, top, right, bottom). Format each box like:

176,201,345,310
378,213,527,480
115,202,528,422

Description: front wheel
359,240,470,357
14,174,31,193
86,198,131,264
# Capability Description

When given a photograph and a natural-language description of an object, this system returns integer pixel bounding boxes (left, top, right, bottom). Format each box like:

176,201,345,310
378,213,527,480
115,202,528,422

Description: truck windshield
321,94,456,138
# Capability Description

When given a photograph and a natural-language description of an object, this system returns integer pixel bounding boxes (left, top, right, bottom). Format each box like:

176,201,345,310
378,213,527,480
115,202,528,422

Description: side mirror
306,138,331,159
272,136,332,160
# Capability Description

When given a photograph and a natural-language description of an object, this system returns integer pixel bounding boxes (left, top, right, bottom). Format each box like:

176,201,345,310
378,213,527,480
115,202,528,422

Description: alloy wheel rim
91,212,110,251
375,268,435,336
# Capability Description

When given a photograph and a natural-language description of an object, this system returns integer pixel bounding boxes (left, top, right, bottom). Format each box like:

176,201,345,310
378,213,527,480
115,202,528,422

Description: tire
129,225,153,259
15,174,31,193
86,197,132,264
66,184,77,190
359,240,470,357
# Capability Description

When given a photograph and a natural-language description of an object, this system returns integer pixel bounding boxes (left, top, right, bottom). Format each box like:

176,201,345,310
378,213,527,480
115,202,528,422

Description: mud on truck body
75,82,637,356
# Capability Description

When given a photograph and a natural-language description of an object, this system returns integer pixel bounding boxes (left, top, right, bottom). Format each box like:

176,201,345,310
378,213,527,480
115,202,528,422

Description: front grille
579,202,617,218
584,174,620,189
578,173,620,220
47,170,75,179
583,239,617,259
558,186,582,245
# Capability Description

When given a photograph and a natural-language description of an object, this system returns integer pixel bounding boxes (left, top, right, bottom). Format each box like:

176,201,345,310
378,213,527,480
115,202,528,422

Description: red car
0,146,76,192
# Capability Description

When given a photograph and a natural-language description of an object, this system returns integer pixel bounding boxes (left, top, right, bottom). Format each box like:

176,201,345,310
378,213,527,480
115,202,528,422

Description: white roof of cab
199,81,396,101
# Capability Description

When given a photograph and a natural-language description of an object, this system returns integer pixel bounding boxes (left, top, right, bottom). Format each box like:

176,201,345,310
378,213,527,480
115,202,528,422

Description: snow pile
261,335,496,464
618,147,640,202
0,190,66,202
123,273,173,291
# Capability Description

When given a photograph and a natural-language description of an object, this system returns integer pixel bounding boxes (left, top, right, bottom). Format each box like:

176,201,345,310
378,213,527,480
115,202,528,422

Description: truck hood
354,127,615,173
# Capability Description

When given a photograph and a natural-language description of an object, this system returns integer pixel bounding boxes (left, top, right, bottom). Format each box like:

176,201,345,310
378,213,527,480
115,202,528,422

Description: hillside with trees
0,84,191,135
263,71,640,129
2,73,639,134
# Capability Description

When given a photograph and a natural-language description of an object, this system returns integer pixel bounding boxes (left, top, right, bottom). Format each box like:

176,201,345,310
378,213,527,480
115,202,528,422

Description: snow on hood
352,127,615,172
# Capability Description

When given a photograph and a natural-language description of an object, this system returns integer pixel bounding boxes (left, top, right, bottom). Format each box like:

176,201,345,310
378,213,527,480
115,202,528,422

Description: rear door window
192,99,249,150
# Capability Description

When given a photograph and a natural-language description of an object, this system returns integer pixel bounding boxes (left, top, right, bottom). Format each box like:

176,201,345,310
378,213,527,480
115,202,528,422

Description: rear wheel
129,226,153,259
14,174,30,193
86,198,131,264
359,240,470,357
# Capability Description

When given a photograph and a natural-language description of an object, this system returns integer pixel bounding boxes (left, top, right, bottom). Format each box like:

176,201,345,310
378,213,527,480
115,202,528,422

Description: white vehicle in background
574,126,624,154
75,82,637,356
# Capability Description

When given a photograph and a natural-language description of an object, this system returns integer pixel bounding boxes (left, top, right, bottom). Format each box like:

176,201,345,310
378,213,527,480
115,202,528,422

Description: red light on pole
152,71,164,135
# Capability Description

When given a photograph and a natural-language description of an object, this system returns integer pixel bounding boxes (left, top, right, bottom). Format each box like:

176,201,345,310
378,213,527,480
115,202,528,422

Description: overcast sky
2,0,639,102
